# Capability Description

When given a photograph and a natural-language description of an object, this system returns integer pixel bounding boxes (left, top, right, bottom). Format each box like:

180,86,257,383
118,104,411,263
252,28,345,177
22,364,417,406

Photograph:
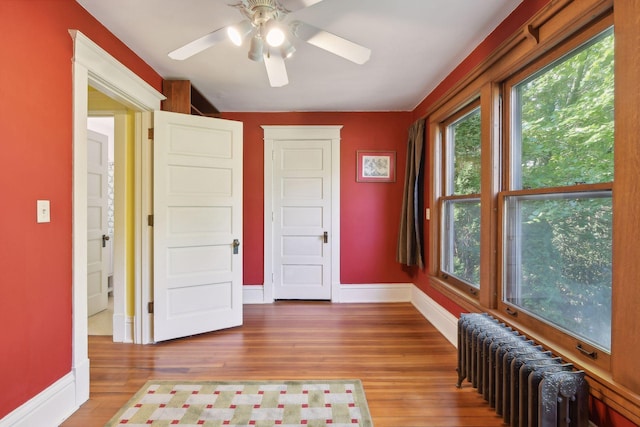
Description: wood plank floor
61,302,503,426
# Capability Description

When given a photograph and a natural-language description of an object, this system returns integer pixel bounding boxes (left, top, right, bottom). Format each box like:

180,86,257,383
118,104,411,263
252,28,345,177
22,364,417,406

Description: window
502,27,614,351
428,2,640,417
440,105,481,291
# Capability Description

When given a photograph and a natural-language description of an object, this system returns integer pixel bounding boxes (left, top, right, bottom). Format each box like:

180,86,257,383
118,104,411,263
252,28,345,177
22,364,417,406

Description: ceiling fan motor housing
244,0,281,25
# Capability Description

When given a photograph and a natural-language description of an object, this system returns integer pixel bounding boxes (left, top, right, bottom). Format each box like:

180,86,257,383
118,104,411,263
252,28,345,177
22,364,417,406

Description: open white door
153,111,243,342
87,129,110,316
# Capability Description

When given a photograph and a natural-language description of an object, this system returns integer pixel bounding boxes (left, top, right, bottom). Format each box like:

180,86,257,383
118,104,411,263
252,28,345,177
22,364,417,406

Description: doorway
70,29,164,405
263,126,342,302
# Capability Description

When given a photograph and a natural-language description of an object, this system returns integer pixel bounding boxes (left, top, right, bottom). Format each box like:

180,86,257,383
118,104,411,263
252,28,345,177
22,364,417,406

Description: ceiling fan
168,0,371,87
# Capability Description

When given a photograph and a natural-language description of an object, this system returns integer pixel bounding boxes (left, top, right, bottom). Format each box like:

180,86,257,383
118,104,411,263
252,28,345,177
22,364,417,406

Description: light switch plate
37,200,50,223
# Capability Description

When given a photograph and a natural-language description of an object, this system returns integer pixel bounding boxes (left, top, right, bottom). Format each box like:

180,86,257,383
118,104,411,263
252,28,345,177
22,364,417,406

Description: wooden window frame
438,102,482,296
498,17,614,372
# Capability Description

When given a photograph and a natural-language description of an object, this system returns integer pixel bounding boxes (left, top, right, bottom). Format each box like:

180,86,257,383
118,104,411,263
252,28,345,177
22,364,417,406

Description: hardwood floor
61,302,503,426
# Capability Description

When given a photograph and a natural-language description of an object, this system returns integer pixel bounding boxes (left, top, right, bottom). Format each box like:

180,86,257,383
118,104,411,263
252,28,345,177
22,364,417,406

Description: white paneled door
153,111,243,342
273,140,332,300
87,129,110,317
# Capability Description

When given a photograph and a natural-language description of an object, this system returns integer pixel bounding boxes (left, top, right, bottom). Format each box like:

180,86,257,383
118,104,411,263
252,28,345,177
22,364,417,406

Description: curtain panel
397,118,426,268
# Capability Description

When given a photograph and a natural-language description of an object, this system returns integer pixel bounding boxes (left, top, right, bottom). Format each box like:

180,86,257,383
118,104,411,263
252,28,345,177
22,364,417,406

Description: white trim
0,373,77,427
138,111,155,345
411,286,458,347
69,29,164,419
70,30,164,111
262,125,342,303
111,113,128,343
70,50,91,410
338,283,413,303
113,313,135,343
243,285,267,304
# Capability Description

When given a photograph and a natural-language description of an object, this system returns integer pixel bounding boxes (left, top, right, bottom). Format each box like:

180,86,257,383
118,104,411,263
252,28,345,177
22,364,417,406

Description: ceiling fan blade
168,27,228,60
264,52,289,87
279,0,324,13
291,21,371,65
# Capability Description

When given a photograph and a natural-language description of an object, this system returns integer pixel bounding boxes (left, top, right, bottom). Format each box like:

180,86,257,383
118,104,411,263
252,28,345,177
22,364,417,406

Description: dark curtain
397,118,426,268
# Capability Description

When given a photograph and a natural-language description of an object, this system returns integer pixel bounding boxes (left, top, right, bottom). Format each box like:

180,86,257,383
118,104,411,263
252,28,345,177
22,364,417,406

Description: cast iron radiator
456,313,589,427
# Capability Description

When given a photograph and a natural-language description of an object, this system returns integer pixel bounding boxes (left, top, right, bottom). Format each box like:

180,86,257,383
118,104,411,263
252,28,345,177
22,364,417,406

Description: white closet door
273,139,332,300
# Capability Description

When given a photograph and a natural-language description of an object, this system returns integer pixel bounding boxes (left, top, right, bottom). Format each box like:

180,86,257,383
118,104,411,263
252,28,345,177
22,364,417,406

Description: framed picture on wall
356,150,396,182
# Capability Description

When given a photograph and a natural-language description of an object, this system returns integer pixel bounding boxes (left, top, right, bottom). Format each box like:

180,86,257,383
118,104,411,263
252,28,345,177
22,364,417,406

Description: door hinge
148,301,154,314
148,214,154,226
148,128,154,139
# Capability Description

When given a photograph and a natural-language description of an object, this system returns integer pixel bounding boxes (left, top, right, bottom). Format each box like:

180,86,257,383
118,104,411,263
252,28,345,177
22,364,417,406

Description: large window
440,105,481,291
502,27,614,351
429,3,640,419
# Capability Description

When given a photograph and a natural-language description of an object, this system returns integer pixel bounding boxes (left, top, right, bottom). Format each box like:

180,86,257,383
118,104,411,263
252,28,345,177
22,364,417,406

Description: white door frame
70,30,164,404
263,125,342,303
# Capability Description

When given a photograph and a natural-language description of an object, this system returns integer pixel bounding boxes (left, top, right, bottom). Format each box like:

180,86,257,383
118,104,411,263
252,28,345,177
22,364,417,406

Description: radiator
456,313,589,427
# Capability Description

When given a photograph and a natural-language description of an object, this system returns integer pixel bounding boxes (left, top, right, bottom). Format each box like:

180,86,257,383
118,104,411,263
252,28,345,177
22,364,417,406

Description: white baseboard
111,313,134,343
0,372,80,427
243,283,414,304
338,283,413,303
243,285,267,304
410,286,458,347
240,283,457,349
124,315,134,343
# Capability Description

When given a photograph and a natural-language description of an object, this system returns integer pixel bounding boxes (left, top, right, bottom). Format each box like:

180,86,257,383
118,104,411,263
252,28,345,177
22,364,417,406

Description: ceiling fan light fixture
264,21,286,47
227,20,253,46
248,35,264,61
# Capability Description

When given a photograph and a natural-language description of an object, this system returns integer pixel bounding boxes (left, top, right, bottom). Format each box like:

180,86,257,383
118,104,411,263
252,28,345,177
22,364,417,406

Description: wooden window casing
438,102,482,296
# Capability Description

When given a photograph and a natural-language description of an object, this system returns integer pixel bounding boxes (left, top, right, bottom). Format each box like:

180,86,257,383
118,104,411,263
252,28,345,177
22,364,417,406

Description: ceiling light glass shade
265,21,285,47
280,39,296,59
248,35,264,61
227,21,253,46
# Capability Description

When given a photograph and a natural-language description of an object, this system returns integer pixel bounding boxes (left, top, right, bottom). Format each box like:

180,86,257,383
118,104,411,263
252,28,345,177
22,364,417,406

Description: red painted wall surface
220,112,415,285
0,0,161,419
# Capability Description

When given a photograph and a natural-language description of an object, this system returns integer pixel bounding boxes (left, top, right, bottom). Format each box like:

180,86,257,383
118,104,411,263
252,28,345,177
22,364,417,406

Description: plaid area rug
105,379,373,426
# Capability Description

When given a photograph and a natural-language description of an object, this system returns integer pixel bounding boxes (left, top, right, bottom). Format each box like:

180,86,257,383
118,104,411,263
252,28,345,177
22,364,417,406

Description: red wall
220,112,416,285
0,0,161,419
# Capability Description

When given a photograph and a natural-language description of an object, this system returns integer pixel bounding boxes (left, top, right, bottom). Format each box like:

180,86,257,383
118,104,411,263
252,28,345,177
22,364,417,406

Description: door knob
232,239,240,254
102,234,110,248
323,231,328,243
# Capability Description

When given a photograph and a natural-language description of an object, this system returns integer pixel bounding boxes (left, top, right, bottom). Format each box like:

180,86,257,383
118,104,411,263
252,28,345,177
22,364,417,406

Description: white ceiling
76,0,523,112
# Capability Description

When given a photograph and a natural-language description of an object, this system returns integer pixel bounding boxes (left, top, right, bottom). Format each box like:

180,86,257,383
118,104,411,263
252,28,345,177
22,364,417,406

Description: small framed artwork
356,150,396,183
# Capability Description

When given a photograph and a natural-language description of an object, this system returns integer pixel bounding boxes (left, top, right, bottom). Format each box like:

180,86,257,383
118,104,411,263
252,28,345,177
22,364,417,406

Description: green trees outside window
442,108,481,288
504,27,614,350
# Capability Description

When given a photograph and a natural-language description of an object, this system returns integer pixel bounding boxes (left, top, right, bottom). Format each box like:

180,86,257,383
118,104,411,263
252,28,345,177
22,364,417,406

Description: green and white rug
105,379,373,426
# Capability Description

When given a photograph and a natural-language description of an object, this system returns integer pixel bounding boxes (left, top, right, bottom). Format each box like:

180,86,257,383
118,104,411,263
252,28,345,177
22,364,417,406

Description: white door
273,140,332,300
153,111,243,342
87,129,109,316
